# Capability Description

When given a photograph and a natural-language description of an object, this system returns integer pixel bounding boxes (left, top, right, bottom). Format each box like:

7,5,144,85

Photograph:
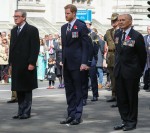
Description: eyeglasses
13,16,23,19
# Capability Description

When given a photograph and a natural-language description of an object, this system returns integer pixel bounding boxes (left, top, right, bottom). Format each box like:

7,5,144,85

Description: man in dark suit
143,26,150,91
113,14,146,131
82,21,99,106
9,9,40,119
60,4,89,125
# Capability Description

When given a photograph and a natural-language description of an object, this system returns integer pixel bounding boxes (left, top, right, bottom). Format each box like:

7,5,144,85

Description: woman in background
37,39,47,81
56,38,64,88
0,38,9,83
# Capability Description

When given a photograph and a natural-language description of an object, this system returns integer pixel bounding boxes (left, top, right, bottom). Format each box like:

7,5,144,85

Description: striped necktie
17,27,21,36
67,23,71,32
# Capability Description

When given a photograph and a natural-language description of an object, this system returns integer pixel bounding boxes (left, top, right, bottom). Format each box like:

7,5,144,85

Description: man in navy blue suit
60,4,89,125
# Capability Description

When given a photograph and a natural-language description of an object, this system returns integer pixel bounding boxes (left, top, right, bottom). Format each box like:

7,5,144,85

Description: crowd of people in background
0,31,65,89
0,26,108,90
36,33,64,89
0,31,10,84
1,21,150,92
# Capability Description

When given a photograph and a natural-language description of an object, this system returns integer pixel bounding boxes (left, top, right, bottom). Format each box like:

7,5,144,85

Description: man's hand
60,62,63,66
28,64,35,70
80,64,90,71
85,65,90,70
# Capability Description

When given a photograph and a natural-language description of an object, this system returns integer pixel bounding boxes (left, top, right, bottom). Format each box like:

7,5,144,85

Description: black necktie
122,32,126,42
17,27,21,36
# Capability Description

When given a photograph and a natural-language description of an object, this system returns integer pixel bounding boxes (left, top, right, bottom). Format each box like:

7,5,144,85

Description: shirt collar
123,27,131,36
18,22,26,31
68,18,77,30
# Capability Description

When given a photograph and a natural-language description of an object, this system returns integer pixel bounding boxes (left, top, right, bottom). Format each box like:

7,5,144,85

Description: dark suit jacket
144,35,150,58
144,35,149,46
61,19,89,70
114,28,147,79
9,23,40,91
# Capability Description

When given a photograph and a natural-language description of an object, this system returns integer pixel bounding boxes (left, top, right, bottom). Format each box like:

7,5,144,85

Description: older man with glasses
9,9,40,119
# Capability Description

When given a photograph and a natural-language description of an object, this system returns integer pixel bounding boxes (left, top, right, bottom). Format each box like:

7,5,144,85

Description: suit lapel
116,30,123,54
127,28,133,40
66,19,78,45
119,28,133,53
119,28,133,47
62,24,67,45
12,23,28,51
17,23,28,41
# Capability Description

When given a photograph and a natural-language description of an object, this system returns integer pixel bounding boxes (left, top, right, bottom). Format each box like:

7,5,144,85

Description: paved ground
0,80,150,133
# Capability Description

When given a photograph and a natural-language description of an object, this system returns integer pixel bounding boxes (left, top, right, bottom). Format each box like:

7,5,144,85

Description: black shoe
70,119,81,125
19,114,30,119
106,97,116,102
106,88,111,91
123,125,136,131
60,117,74,124
91,97,98,101
114,124,125,130
12,115,20,119
111,103,118,108
7,99,18,103
143,85,148,90
83,99,87,106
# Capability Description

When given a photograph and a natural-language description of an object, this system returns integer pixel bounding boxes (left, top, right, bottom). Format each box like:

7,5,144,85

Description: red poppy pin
73,25,77,30
126,35,131,40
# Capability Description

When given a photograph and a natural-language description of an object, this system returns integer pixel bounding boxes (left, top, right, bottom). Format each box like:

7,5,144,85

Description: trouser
89,66,99,97
11,91,17,100
82,70,89,100
108,67,116,97
143,68,150,89
17,91,32,116
49,80,55,86
63,64,83,120
116,75,139,126
97,67,104,84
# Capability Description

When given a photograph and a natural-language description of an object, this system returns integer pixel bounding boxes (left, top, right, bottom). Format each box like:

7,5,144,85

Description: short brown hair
64,4,77,13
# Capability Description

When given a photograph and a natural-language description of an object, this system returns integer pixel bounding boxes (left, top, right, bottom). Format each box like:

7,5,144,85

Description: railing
92,19,109,35
27,17,60,37
18,0,41,4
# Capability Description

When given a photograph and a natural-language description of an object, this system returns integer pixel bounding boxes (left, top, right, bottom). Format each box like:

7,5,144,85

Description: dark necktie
17,27,21,36
121,32,126,42
67,23,71,32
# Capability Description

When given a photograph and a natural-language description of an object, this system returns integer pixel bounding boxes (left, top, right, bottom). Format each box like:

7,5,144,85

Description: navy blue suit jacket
61,19,89,70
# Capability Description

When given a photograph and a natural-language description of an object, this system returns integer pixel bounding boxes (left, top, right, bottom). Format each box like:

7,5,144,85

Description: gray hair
119,14,132,21
15,9,27,18
126,14,132,21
